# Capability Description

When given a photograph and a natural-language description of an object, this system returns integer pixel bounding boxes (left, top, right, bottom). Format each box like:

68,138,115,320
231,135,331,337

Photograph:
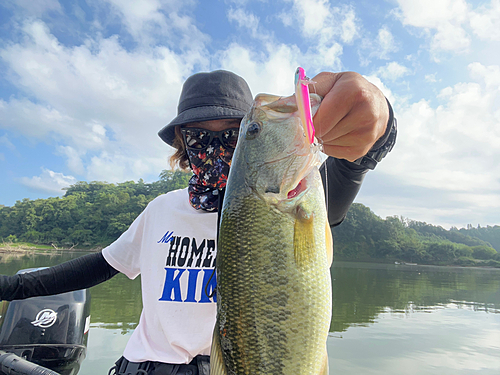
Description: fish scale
211,93,332,375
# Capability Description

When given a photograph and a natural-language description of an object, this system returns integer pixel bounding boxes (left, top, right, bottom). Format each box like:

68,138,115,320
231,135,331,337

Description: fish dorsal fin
253,93,282,107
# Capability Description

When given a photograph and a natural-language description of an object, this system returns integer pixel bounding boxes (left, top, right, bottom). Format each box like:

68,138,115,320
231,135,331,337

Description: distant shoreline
0,244,99,254
0,245,498,269
333,256,500,269
334,259,500,271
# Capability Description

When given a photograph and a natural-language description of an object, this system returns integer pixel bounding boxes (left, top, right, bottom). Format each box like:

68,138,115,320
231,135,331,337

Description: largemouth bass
211,92,333,375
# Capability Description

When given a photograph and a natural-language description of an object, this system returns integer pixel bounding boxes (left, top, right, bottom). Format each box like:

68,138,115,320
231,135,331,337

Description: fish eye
245,122,261,140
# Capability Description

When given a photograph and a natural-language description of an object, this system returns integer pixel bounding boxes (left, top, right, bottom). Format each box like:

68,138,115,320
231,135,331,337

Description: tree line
0,170,499,267
0,170,191,249
332,203,500,267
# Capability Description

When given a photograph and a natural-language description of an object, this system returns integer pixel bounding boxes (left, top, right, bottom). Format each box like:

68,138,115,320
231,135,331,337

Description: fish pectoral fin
326,220,333,266
293,206,316,267
318,348,329,375
210,324,228,375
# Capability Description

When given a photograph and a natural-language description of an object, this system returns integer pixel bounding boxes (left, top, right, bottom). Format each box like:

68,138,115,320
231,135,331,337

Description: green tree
471,245,498,260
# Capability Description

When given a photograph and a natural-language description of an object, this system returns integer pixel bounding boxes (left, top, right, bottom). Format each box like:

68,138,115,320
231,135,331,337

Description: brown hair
168,126,190,170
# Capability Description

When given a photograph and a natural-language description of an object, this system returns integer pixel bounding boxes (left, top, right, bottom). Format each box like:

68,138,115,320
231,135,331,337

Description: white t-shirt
102,187,218,364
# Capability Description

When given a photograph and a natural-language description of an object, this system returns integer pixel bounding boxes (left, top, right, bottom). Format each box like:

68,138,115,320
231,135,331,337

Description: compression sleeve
0,251,119,301
320,157,368,227
321,99,397,226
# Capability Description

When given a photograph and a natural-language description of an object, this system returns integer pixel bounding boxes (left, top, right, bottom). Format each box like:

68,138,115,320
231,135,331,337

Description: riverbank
2,243,498,269
334,255,500,269
0,242,99,254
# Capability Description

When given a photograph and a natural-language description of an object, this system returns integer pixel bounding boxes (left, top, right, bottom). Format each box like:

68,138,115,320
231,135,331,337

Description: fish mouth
276,167,316,207
287,178,307,199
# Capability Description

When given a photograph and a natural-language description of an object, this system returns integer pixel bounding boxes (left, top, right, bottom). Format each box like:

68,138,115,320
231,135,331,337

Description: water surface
1,253,498,374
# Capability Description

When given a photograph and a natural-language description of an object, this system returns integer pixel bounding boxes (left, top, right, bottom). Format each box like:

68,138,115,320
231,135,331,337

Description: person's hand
311,72,390,162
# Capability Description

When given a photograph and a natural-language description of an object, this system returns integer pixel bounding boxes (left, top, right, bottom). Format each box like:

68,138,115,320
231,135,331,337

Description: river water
0,252,499,374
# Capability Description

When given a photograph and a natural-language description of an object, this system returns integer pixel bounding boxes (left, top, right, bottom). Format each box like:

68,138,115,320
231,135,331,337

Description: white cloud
290,0,331,38
4,0,62,17
340,8,359,44
0,135,15,151
0,18,205,183
425,73,439,83
20,168,77,195
57,145,85,175
217,42,302,96
215,37,340,101
376,61,410,81
0,98,109,150
227,7,266,41
469,0,500,41
430,22,470,53
377,27,397,57
395,0,468,28
278,11,293,27
468,62,500,88
394,0,500,55
359,26,398,66
0,134,17,161
375,63,500,225
395,0,471,54
227,7,259,33
279,0,361,70
101,0,205,47
105,0,166,36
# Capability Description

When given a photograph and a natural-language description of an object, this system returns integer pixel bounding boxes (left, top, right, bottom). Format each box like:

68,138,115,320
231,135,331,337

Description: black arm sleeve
320,99,397,226
0,252,119,301
320,157,369,227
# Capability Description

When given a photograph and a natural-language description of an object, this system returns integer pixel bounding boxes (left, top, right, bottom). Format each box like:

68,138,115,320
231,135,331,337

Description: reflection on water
328,305,500,374
1,254,499,374
330,261,500,332
329,262,500,374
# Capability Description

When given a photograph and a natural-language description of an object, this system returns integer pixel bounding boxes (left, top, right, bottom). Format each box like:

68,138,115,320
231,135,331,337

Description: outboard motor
0,268,91,375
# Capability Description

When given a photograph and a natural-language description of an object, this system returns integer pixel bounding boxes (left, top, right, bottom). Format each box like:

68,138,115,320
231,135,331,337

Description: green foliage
332,204,500,267
458,225,500,251
471,245,498,260
485,260,500,268
0,170,192,249
1,172,499,269
5,235,17,243
454,257,477,267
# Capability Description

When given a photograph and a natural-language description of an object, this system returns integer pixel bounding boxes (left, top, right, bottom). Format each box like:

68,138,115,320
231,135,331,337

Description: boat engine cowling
0,268,91,375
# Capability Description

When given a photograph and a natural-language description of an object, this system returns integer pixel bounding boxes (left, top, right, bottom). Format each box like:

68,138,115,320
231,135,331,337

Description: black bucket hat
158,70,253,146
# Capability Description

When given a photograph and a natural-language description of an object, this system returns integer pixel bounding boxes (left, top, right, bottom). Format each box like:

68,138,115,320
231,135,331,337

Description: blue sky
0,0,499,229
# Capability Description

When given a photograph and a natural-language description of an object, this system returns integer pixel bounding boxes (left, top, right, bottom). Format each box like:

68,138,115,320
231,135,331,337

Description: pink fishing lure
294,67,315,144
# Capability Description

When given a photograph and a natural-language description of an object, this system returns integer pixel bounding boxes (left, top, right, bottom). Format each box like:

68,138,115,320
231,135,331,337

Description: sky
0,0,499,230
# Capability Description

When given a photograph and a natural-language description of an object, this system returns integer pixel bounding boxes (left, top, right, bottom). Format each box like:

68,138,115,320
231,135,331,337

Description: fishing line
205,267,216,299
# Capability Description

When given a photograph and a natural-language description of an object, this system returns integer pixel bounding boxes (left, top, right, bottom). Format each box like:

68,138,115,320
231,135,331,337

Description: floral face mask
181,127,239,211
